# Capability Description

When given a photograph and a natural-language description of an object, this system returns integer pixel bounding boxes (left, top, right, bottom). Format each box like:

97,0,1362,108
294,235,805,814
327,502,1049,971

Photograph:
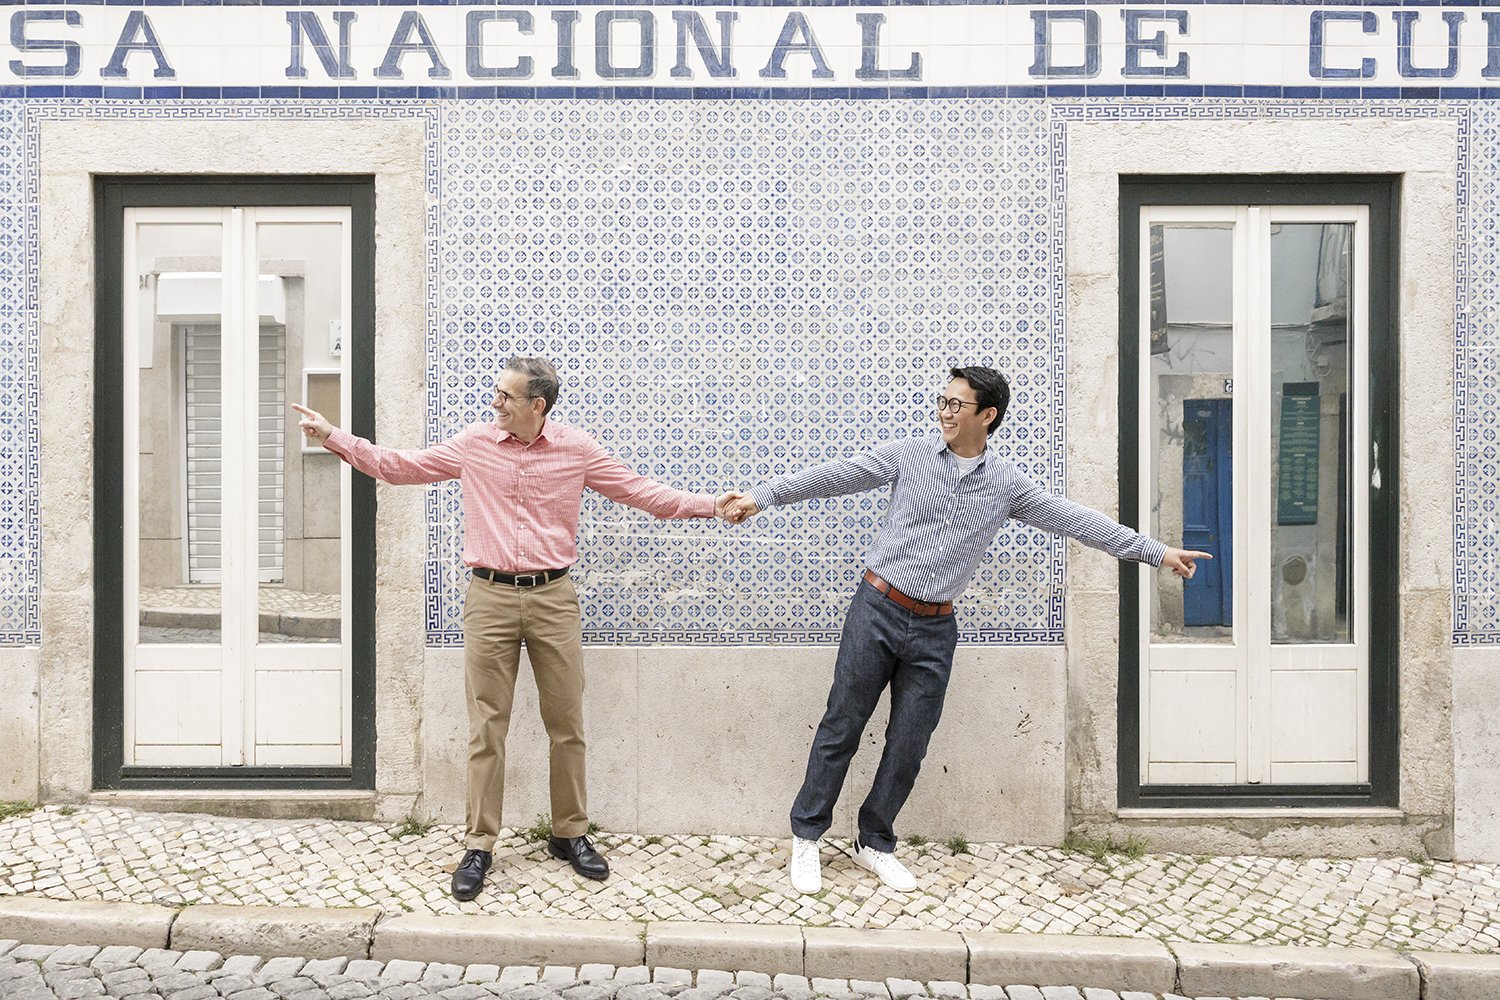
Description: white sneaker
789,836,823,894
852,837,917,891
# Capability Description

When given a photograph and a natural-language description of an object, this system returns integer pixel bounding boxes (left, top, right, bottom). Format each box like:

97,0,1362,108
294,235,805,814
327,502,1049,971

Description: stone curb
1172,940,1420,1000
0,896,174,950
6,894,1500,998
169,904,381,961
372,914,647,968
964,932,1175,995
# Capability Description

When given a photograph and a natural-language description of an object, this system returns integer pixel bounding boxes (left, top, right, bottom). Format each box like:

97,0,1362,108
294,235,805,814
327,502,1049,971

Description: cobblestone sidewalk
0,806,1496,955
0,942,1315,1000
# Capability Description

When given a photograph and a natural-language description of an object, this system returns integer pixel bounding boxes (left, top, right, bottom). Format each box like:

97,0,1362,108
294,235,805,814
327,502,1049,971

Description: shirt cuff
687,493,717,518
1140,538,1168,567
323,427,354,458
749,484,777,513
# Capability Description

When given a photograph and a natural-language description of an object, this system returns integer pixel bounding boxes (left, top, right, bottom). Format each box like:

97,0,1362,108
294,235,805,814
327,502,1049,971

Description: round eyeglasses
936,394,981,414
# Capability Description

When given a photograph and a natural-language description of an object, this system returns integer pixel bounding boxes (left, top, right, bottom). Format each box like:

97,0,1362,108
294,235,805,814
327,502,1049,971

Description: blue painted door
1182,398,1233,627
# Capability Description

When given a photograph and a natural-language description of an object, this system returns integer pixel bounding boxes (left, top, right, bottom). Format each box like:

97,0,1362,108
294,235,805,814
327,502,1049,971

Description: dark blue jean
790,580,958,852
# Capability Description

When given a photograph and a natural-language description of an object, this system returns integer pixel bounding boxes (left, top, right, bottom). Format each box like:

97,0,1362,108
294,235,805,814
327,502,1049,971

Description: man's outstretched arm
1008,473,1210,578
292,402,464,486
724,438,908,523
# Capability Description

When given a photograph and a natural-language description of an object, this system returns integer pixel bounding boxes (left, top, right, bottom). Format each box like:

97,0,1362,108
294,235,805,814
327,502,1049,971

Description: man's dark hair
949,366,1010,434
506,356,561,414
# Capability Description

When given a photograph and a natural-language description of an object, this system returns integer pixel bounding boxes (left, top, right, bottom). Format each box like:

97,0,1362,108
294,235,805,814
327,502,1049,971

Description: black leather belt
471,566,569,587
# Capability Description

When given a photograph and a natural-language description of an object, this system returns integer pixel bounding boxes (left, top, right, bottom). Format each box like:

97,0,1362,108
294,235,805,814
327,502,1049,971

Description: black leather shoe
548,834,609,880
450,849,492,901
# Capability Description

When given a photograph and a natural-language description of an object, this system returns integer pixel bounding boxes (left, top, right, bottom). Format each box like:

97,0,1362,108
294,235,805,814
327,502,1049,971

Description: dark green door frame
1117,175,1399,809
93,176,377,790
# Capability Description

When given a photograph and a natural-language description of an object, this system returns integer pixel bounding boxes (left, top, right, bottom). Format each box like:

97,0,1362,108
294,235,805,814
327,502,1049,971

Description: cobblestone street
0,941,1316,1000
0,806,1496,954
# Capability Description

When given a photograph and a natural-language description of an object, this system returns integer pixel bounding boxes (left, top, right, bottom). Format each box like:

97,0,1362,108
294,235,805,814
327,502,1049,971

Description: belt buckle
514,572,540,588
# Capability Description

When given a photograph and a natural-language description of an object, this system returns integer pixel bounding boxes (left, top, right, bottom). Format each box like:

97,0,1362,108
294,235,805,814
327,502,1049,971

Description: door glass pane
1148,223,1234,643
136,223,224,644
1269,223,1352,644
255,221,344,645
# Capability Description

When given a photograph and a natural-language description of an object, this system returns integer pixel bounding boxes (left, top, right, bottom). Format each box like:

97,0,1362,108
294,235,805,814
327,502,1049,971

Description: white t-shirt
953,452,983,478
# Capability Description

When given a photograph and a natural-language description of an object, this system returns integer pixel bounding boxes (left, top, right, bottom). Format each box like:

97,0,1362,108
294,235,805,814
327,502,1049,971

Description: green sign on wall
1277,382,1320,525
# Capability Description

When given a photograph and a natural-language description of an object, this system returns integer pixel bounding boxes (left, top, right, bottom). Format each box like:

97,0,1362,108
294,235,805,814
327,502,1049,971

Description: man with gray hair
293,357,743,900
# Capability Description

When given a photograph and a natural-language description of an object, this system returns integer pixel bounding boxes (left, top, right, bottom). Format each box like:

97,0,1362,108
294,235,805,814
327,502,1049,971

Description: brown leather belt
471,566,569,587
863,569,953,617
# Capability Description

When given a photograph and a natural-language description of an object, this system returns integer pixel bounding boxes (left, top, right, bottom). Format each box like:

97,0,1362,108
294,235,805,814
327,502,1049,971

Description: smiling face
938,376,996,457
492,369,547,442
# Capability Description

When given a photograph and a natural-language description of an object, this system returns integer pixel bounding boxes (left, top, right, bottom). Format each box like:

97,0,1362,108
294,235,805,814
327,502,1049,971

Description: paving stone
654,970,693,987
577,968,614,985
674,989,724,1000
614,969,650,987
733,974,771,990
58,981,109,999
808,981,847,996
327,985,376,1000
11,944,62,962
345,963,385,980
381,962,426,985
967,989,1007,1000
439,987,491,1000
562,987,611,1000
103,969,151,988
164,987,218,1000
379,987,427,1000
0,941,17,957
304,961,349,978
149,973,203,992
94,949,146,969
1002,990,1044,1000
772,977,810,994
1037,990,1083,1000
1116,995,1156,1000
257,959,309,984
1081,991,1121,1000
141,951,184,970
223,959,265,977
176,953,224,974
269,977,320,995
464,967,501,985
728,987,772,1000
47,966,98,983
617,985,663,1000
848,983,888,999
48,945,104,967
425,965,466,984
541,969,576,985
695,972,734,992
498,968,540,987
884,981,925,999
927,984,963,999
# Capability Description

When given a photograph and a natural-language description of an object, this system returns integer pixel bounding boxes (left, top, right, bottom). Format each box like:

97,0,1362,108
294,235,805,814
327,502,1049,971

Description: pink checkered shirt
325,419,716,573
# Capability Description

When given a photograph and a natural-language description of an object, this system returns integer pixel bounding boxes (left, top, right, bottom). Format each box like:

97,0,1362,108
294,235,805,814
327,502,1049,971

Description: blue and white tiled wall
3,96,1498,646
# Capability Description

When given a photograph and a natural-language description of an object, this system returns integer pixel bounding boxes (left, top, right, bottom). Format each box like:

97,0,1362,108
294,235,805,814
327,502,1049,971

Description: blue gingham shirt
749,431,1167,604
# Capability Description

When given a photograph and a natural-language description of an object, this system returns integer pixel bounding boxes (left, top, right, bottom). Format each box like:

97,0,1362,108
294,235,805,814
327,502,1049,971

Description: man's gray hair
506,356,560,414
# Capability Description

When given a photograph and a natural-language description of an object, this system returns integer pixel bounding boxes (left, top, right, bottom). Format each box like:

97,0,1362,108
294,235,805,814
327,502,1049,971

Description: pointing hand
290,403,333,446
1162,547,1213,580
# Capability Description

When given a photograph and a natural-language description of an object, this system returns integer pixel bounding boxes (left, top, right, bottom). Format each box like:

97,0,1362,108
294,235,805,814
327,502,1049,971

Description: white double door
123,206,353,768
1138,205,1371,786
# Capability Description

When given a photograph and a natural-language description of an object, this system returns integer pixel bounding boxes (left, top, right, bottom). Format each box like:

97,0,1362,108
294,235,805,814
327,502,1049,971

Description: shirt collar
937,432,990,466
496,417,556,446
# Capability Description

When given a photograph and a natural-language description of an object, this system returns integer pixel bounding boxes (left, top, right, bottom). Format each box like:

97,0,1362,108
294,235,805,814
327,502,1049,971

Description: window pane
136,223,224,645
255,221,344,645
1148,224,1234,643
1269,223,1352,645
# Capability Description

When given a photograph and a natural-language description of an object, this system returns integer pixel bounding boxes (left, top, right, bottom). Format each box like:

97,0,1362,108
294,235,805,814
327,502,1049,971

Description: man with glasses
293,357,744,900
723,366,1208,894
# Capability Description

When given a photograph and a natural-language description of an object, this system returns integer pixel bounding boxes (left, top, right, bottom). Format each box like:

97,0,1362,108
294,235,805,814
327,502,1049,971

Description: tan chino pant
462,574,589,851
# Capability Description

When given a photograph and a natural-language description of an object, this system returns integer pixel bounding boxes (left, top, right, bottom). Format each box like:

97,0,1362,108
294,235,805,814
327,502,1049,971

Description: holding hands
719,494,759,524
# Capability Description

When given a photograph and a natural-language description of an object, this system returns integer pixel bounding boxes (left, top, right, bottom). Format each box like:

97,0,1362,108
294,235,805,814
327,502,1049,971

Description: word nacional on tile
7,4,1500,92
